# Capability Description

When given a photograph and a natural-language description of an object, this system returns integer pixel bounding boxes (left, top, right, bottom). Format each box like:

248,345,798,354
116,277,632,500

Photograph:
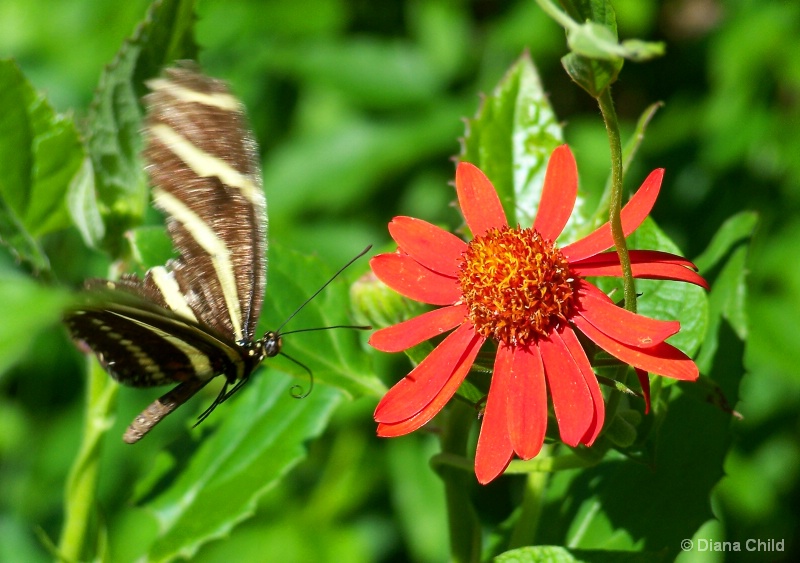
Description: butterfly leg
193,376,250,427
124,378,213,443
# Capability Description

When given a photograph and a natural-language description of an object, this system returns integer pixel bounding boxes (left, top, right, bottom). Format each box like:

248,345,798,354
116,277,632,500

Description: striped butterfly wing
67,285,248,388
143,63,266,344
65,285,261,443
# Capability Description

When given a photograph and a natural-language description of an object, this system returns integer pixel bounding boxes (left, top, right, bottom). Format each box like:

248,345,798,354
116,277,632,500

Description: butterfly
66,62,295,443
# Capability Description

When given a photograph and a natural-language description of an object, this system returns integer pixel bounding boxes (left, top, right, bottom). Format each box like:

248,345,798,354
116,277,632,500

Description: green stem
438,402,482,563
58,358,118,561
535,0,578,32
597,87,637,314
599,363,631,429
507,446,550,548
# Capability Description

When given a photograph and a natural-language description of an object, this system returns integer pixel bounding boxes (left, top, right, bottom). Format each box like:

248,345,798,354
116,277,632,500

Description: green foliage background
0,0,796,561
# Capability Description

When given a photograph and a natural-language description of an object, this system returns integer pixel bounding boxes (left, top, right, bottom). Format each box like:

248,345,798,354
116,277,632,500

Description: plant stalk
597,87,637,313
58,358,118,561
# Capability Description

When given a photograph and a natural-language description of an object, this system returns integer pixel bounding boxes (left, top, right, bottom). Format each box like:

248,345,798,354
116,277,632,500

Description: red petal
505,344,548,460
455,162,507,237
562,168,664,262
374,323,483,423
377,419,418,437
388,216,466,276
376,330,485,437
533,145,578,241
572,260,710,290
575,280,680,347
369,305,467,353
538,334,594,447
370,252,461,306
635,368,651,414
558,326,605,445
474,346,515,484
575,249,700,269
572,314,699,381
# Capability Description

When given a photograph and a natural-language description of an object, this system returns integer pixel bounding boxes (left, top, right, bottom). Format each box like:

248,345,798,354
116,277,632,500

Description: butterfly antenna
275,244,373,335
279,324,370,337
280,351,315,399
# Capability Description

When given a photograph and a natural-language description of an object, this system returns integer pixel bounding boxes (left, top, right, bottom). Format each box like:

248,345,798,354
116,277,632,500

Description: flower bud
350,270,425,329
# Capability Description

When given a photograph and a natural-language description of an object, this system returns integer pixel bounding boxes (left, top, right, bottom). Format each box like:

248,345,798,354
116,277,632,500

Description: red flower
370,145,708,484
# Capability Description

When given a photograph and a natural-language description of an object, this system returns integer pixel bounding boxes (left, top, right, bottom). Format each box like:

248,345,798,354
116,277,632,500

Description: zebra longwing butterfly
66,63,310,443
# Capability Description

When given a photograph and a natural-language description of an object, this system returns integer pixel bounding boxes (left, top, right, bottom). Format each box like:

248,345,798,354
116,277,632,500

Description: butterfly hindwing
65,293,246,388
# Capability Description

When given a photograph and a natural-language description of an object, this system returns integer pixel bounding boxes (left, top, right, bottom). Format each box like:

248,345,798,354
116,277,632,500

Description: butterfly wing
142,62,266,344
65,289,248,388
65,290,251,443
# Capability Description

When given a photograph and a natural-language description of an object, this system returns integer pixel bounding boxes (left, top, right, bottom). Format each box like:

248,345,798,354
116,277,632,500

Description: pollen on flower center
457,225,574,346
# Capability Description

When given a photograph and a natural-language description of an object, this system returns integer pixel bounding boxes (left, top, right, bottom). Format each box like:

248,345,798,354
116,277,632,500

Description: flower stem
597,87,637,313
438,401,482,563
58,358,118,561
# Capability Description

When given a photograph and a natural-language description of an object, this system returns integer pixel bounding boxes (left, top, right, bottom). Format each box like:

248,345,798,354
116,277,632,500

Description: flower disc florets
457,225,574,346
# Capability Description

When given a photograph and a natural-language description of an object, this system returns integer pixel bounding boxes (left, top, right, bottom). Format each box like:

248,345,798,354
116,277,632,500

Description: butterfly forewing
143,63,266,343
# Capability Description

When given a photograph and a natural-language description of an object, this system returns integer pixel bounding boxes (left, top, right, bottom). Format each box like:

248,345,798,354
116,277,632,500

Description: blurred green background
0,0,797,561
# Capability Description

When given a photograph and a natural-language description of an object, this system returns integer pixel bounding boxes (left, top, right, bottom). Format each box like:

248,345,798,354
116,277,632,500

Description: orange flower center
457,225,574,346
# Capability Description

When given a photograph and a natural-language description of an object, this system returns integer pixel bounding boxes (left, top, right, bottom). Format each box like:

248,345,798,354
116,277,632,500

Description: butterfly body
65,63,274,442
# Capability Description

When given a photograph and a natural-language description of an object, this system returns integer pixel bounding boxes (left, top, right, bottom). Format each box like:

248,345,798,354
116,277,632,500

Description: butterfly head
258,331,283,359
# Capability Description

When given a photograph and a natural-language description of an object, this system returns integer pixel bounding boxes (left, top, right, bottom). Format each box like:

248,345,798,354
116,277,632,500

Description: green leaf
621,102,662,173
260,244,383,399
496,545,670,563
0,59,85,271
66,157,106,248
618,39,665,62
460,52,563,229
693,211,758,275
567,21,622,60
139,373,344,562
0,61,33,215
693,213,756,372
0,191,49,274
0,273,71,377
561,51,622,98
128,225,176,270
84,0,198,255
22,97,85,237
567,23,664,62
